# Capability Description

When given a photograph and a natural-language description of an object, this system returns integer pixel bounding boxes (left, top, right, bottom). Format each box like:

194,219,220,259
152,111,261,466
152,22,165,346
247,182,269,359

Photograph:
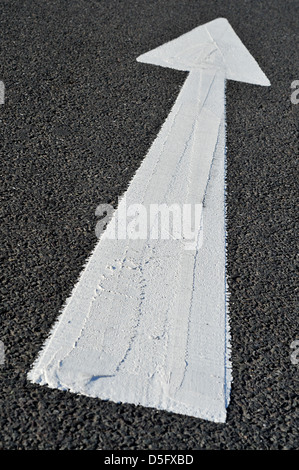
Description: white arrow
28,18,270,423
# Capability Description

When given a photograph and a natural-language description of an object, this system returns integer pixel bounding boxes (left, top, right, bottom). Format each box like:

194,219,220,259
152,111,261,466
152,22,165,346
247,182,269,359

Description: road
0,0,298,450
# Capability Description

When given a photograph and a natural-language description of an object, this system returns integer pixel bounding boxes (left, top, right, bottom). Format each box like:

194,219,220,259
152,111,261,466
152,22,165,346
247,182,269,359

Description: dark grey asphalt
0,0,298,451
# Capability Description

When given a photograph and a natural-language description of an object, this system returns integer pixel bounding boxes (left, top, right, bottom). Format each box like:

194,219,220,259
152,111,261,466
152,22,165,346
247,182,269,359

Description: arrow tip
137,18,270,87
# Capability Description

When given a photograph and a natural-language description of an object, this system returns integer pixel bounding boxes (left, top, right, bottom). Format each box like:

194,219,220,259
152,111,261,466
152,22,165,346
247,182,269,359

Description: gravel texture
0,0,298,450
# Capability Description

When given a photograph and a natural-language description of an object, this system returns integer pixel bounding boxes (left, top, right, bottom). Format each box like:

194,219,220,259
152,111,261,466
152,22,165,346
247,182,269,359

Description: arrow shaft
124,67,225,209
28,67,230,422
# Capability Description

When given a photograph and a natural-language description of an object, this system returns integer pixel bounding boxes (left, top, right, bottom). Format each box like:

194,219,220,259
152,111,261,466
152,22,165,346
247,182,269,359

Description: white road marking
28,18,270,422
0,81,5,104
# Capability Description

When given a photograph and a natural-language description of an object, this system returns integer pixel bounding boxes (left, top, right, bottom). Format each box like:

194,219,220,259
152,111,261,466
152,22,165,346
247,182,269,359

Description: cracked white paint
28,18,270,423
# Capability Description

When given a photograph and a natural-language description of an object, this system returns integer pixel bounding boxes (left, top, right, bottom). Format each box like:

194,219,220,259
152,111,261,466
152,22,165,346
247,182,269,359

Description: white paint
28,18,270,422
0,81,4,104
0,340,5,365
291,80,299,104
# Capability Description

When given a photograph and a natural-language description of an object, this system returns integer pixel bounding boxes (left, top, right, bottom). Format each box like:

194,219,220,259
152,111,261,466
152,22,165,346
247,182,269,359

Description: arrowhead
137,18,270,86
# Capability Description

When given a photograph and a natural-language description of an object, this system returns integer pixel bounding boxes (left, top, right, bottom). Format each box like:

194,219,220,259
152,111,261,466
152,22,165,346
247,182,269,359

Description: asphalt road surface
0,0,298,451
